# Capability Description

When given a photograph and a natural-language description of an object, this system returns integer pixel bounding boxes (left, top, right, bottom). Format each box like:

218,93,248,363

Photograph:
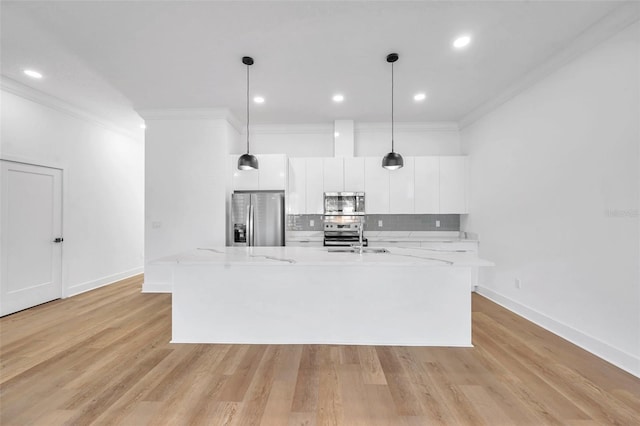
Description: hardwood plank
1,275,638,425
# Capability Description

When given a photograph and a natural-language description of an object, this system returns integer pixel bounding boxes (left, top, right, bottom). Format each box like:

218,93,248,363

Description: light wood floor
1,275,639,425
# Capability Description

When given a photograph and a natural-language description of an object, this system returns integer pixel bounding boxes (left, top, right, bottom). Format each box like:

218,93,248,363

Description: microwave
323,192,365,215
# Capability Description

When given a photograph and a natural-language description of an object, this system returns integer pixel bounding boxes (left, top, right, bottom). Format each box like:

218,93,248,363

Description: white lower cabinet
420,241,478,252
285,241,323,247
368,241,421,248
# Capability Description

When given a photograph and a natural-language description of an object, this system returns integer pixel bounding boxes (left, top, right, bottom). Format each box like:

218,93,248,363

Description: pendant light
238,56,259,170
382,53,404,170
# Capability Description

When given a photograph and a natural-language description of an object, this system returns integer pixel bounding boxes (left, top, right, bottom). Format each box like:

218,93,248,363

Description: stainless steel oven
323,218,368,247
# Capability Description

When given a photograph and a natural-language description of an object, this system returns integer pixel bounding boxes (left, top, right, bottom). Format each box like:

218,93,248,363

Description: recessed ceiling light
253,96,265,104
23,69,43,79
332,94,344,103
414,93,427,101
453,35,471,49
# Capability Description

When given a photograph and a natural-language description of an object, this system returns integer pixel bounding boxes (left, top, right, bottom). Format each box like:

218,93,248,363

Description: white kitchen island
154,246,493,347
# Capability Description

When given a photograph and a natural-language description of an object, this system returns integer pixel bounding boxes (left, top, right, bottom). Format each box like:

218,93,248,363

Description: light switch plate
435,220,440,228
378,220,383,227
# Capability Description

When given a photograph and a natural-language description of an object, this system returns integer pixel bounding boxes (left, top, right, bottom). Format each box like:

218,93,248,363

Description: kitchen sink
327,247,389,254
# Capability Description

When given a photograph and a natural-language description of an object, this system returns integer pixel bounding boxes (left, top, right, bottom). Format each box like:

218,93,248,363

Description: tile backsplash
287,214,460,232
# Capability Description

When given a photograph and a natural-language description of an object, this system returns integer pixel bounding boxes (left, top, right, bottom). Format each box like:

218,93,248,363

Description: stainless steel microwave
323,192,365,215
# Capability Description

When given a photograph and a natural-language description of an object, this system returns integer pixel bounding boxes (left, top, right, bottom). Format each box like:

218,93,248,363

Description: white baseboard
475,286,640,379
66,267,144,297
142,281,172,293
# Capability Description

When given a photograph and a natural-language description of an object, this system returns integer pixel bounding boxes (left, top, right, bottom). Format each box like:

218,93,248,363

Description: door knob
53,237,64,243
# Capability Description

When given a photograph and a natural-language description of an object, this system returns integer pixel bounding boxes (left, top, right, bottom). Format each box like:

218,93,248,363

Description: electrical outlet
309,219,315,227
435,220,441,228
515,278,521,289
378,220,383,227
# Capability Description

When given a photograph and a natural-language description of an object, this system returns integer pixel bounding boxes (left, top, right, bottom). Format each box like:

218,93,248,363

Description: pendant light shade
382,151,404,170
238,153,259,170
238,56,259,170
382,53,404,170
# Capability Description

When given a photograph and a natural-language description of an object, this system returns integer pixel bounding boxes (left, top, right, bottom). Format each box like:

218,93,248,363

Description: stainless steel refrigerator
231,191,285,246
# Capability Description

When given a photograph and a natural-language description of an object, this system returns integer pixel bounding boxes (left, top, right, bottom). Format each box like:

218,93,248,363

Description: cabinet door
439,156,468,213
305,158,324,214
287,158,306,214
232,156,259,190
364,157,389,214
323,158,344,192
414,157,440,213
389,156,414,213
259,154,287,190
343,157,365,192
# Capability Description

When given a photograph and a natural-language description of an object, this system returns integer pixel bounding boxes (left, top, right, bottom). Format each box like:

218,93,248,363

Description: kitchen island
154,246,493,346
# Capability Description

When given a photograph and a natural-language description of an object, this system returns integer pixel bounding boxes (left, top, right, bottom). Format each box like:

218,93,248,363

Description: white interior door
1,161,63,316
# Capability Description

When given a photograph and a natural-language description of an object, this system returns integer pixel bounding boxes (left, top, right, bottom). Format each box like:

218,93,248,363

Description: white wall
142,112,232,292
232,122,461,157
461,22,640,376
1,87,144,296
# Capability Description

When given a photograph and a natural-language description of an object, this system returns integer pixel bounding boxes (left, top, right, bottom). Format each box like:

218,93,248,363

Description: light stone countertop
153,246,494,267
285,231,478,243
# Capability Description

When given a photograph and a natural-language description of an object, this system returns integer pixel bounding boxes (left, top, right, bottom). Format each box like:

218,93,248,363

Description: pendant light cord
246,63,250,154
391,60,395,153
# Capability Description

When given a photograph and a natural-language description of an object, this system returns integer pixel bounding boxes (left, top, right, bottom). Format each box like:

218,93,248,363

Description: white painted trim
66,267,144,297
141,281,173,293
243,122,459,135
475,285,640,378
137,108,242,132
356,122,459,133
460,3,640,129
0,76,142,141
249,123,334,135
0,154,65,171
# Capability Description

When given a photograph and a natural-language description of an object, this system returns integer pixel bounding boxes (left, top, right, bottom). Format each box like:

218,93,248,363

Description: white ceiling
1,1,636,134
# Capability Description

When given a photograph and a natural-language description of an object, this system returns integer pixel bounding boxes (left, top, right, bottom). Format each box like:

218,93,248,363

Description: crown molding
356,122,459,133
1,76,142,141
137,107,243,132
459,2,640,129
249,123,334,135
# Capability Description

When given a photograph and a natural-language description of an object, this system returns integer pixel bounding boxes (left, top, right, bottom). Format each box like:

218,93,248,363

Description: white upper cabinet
231,157,259,190
231,154,287,191
364,157,390,213
389,156,414,213
305,158,324,214
439,156,468,213
343,157,365,192
414,157,440,214
258,154,287,190
280,155,468,215
323,158,344,192
287,158,306,214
